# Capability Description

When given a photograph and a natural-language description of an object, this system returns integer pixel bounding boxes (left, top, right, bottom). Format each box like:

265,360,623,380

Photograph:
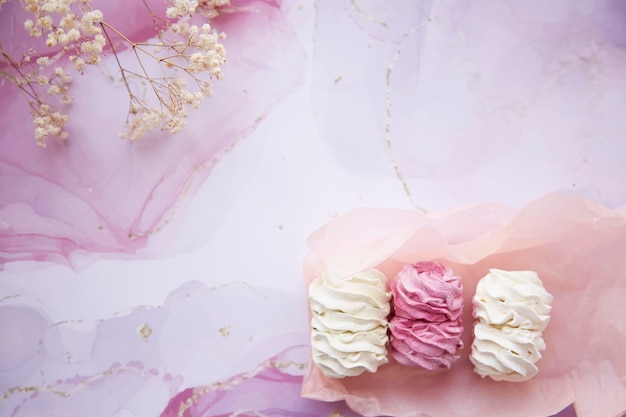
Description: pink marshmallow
390,262,464,369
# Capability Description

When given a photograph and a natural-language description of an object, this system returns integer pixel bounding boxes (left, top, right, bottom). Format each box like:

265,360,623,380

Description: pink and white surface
1,1,625,416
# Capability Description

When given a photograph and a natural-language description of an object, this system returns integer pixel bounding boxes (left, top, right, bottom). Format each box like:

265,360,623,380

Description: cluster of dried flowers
0,0,229,146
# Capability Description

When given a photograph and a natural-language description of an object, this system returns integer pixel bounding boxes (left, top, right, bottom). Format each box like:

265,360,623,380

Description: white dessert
470,269,553,382
309,269,391,378
473,269,552,332
471,322,546,381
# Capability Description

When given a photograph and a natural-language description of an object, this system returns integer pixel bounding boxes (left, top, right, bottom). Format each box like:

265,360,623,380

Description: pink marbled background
2,0,625,416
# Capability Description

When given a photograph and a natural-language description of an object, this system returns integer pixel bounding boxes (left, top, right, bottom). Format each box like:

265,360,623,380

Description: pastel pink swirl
391,262,463,322
390,317,463,369
390,262,464,369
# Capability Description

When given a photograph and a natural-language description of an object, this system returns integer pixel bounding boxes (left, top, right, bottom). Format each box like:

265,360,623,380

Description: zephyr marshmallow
309,269,391,378
470,269,553,382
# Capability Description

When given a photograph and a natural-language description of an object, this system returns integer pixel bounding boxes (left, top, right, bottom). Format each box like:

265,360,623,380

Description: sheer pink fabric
302,193,626,417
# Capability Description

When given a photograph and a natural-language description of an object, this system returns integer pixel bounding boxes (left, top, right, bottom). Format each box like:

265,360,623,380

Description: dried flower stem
0,0,229,145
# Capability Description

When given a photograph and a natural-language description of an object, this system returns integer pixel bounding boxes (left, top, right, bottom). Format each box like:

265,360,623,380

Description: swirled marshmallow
309,269,391,378
389,262,464,369
473,269,552,332
470,269,553,382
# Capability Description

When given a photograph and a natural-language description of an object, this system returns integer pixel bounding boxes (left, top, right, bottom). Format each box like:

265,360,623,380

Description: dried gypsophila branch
0,0,228,146
102,16,227,140
0,42,72,146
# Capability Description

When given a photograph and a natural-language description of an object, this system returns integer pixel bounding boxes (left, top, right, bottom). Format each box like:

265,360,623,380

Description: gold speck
334,76,342,84
2,363,151,402
278,224,284,230
0,294,20,303
137,323,152,342
350,0,389,29
384,51,427,213
351,0,426,41
297,4,304,10
219,326,231,337
330,411,344,417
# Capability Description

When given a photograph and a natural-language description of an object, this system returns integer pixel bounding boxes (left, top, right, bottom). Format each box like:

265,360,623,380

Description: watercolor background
1,0,625,416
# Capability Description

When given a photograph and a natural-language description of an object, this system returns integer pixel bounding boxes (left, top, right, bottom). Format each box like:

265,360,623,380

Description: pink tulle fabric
0,0,302,268
301,193,626,417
